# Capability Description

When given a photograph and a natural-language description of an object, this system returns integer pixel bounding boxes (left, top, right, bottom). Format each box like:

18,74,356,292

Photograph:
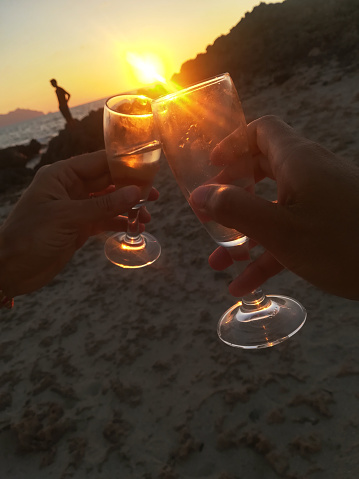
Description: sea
0,97,107,151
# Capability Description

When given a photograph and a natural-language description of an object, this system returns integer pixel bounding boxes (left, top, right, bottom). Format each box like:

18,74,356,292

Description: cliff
172,0,359,91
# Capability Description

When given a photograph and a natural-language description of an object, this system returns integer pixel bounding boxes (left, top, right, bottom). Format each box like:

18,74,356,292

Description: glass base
104,232,161,268
217,295,307,349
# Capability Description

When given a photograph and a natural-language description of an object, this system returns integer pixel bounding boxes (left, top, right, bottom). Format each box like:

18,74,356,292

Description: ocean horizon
0,97,108,150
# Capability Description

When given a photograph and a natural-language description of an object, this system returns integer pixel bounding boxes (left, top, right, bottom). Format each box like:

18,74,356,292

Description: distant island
0,108,44,128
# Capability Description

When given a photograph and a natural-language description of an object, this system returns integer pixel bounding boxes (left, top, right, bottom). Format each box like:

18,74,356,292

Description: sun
126,52,167,84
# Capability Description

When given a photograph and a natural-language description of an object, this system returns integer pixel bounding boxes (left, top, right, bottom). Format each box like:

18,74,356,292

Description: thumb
73,185,142,223
190,184,286,247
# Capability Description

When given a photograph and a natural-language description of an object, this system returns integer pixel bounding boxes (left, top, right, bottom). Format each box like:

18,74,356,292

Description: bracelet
0,290,14,309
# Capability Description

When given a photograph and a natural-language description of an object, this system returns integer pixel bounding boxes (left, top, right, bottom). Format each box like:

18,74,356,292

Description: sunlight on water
0,98,107,150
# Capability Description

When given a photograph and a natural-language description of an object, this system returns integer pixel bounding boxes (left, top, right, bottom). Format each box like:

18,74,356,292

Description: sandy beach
1,60,359,478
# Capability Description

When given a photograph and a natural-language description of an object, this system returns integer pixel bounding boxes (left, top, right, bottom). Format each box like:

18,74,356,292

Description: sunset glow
0,1,282,115
126,53,167,85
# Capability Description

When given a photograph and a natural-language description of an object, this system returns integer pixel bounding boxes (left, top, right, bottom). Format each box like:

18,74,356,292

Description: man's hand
191,116,359,300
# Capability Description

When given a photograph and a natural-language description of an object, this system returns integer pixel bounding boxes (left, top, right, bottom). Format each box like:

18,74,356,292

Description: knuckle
259,114,281,126
35,164,51,179
35,159,65,179
212,186,235,219
217,186,234,208
96,194,114,216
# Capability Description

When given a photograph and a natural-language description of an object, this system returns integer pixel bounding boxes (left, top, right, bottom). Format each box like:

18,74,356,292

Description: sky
0,0,282,115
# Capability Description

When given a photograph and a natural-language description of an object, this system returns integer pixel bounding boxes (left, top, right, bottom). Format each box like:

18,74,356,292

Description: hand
0,150,158,297
190,115,359,300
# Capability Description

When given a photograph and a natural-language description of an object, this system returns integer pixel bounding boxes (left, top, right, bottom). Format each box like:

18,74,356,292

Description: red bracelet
0,290,14,309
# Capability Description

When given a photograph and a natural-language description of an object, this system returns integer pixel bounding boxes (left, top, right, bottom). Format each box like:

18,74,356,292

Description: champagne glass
103,94,161,268
152,73,306,349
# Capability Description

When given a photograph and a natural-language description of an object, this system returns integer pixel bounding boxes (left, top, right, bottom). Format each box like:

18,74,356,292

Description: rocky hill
172,0,359,91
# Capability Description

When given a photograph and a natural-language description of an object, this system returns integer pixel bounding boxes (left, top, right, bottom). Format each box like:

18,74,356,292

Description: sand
1,61,359,478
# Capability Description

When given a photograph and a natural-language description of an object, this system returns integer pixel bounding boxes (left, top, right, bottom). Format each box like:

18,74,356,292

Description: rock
0,139,40,192
0,167,34,194
0,107,104,193
0,139,42,169
37,109,104,169
172,0,359,89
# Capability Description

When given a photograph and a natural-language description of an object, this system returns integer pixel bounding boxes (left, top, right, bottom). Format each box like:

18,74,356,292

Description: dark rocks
0,139,42,193
0,107,104,193
172,0,359,90
0,139,42,169
0,167,34,194
37,109,104,169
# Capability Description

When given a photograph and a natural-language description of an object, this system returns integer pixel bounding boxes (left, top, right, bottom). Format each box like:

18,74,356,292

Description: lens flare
126,52,166,84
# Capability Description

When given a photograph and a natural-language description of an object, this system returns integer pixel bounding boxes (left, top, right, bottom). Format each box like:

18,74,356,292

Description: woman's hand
0,150,158,297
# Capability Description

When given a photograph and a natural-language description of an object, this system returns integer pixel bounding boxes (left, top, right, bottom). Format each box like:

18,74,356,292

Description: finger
190,184,286,250
211,116,298,184
66,150,110,180
210,116,297,183
147,187,159,201
38,156,113,199
188,200,212,223
211,165,255,195
247,116,302,178
91,216,129,234
72,185,142,223
138,207,151,224
209,246,233,270
209,243,253,271
90,186,159,203
210,127,254,188
252,152,274,183
82,174,114,195
89,185,116,197
90,216,146,236
211,118,249,166
247,116,292,156
229,251,284,297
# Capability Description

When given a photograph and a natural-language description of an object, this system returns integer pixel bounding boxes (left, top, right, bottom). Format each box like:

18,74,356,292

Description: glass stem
230,248,270,311
124,207,144,246
242,288,270,311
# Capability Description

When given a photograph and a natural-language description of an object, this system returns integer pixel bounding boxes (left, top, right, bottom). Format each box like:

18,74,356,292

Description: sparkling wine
153,85,250,248
108,142,161,201
161,147,248,247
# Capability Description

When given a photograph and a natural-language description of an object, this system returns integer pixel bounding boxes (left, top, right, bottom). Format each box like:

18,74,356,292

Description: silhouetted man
50,79,73,124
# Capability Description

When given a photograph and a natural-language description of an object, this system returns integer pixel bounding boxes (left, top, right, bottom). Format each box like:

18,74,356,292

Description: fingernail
191,185,213,209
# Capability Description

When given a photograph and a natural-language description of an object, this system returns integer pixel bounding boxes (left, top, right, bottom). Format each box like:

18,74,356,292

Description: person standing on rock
50,79,73,125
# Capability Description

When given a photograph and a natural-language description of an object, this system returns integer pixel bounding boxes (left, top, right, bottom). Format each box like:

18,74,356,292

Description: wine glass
152,73,306,349
103,94,161,268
